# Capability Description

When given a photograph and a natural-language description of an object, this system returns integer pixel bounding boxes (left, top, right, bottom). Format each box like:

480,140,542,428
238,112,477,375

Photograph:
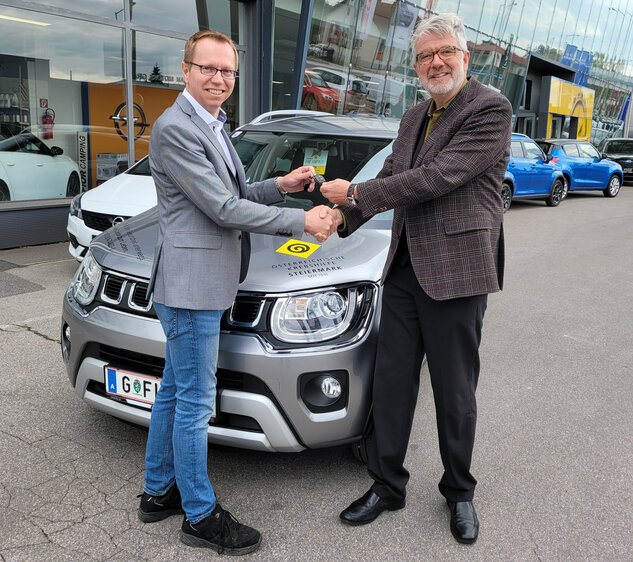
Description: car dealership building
1,0,633,248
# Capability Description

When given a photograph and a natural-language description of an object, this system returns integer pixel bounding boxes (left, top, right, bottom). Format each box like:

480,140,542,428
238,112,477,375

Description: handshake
304,205,343,243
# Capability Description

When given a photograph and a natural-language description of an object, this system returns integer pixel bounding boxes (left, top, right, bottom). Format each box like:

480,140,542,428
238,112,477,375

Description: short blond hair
184,30,239,70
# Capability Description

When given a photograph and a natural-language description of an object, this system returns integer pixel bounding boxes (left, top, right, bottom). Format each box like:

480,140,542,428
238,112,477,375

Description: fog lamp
321,376,341,399
64,325,71,342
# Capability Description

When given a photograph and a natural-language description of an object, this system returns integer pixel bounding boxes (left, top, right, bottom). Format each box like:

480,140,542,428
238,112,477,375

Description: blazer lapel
222,128,248,197
176,94,239,182
412,79,476,167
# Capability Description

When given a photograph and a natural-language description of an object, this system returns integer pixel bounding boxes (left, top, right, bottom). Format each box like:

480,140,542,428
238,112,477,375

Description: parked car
597,137,633,183
67,157,156,260
502,133,566,211
301,70,340,113
61,111,398,461
0,131,80,201
310,66,369,113
358,74,426,118
536,138,623,198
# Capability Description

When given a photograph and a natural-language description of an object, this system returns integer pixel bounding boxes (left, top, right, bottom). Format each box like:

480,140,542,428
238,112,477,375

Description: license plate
623,167,632,173
106,366,160,405
104,366,217,418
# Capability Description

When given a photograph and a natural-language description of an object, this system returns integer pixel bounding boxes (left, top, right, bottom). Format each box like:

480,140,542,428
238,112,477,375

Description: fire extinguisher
42,108,55,139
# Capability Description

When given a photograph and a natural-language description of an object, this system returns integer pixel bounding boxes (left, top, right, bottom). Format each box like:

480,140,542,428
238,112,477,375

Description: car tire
501,181,512,212
66,173,81,197
0,181,9,201
303,95,318,111
561,176,570,199
546,178,564,207
603,174,621,197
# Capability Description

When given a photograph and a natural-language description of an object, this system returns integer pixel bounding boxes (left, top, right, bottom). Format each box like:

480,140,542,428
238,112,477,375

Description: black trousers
368,258,488,503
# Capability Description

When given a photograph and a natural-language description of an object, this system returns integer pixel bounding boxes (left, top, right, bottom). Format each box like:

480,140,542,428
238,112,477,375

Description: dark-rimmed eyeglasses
415,46,463,66
186,62,238,79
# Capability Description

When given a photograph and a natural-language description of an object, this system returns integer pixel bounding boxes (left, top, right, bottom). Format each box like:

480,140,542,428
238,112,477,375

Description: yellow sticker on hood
276,239,321,258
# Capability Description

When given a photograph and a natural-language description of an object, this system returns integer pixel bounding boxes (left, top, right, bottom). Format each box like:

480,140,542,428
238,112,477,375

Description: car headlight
69,193,83,218
72,250,102,305
270,288,358,343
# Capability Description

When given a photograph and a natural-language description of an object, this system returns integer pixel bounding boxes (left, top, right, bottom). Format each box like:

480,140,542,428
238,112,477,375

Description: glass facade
1,0,633,243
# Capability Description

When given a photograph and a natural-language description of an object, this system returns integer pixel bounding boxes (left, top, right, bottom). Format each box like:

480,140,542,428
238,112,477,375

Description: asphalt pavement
1,188,632,561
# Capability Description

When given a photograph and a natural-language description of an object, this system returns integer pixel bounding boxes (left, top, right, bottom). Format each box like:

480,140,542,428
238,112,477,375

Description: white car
0,131,80,201
67,157,156,260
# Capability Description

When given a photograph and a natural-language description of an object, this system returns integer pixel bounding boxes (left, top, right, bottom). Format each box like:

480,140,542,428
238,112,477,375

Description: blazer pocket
443,216,492,235
173,232,222,249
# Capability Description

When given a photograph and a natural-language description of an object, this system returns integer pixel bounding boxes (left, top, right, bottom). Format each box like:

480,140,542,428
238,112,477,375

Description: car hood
81,172,156,216
89,208,391,291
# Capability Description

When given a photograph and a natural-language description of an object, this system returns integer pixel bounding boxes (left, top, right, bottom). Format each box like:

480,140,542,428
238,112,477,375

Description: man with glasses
138,30,333,555
321,13,512,543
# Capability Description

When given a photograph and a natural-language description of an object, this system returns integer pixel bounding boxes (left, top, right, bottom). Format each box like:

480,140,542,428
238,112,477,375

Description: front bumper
61,286,379,453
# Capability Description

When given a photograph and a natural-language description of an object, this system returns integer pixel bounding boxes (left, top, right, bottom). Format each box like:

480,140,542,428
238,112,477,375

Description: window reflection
0,7,126,200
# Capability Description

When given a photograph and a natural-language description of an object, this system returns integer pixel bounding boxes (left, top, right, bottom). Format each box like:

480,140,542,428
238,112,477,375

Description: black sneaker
137,483,184,523
180,504,262,555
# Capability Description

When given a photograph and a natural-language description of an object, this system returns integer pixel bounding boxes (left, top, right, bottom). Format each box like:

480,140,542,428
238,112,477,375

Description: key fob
306,174,326,191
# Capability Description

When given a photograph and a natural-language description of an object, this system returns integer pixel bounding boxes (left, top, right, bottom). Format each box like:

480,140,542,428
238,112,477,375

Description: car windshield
602,140,633,154
307,72,328,88
231,130,394,226
126,156,151,176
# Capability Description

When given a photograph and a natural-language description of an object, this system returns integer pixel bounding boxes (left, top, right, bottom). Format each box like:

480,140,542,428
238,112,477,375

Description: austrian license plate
105,366,160,405
104,366,218,418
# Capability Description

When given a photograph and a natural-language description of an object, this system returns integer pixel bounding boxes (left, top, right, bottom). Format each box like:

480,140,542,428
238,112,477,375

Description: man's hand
304,205,334,242
320,179,351,205
279,166,317,193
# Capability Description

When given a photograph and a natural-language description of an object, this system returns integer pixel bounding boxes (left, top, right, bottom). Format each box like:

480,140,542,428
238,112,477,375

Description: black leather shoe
447,500,479,544
138,483,183,523
340,489,405,526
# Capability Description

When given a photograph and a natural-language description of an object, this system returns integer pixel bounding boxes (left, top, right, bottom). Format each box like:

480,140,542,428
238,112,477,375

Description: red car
302,71,340,113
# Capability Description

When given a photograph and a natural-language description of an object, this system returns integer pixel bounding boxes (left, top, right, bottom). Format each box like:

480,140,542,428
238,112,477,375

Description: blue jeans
144,302,222,523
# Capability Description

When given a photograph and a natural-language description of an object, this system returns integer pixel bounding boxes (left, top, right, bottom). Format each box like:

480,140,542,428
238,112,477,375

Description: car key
305,174,326,191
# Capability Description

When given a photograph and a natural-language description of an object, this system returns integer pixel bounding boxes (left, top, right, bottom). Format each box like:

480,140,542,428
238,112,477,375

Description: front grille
103,274,125,303
83,211,131,232
93,272,154,316
228,297,265,327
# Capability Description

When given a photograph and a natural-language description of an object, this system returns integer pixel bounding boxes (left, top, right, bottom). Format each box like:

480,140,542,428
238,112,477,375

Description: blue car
502,133,566,212
536,138,623,198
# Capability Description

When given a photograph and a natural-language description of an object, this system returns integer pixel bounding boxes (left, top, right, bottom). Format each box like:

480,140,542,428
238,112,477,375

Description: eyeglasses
415,46,464,66
186,62,238,79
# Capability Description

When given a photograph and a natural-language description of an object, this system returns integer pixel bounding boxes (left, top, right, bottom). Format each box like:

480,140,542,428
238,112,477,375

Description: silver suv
61,112,398,460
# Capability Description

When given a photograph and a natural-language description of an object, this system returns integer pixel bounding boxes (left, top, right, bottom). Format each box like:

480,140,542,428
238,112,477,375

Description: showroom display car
501,133,566,211
0,131,80,201
596,137,633,183
536,138,623,198
61,111,399,460
67,156,156,260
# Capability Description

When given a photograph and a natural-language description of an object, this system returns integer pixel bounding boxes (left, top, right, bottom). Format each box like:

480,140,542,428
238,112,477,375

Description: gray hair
410,13,468,58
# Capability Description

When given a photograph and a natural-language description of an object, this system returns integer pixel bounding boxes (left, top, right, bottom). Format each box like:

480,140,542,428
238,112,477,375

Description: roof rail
248,109,331,125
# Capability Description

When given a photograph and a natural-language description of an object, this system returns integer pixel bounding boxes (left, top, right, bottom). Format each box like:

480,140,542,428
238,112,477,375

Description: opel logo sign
109,102,150,140
112,216,126,225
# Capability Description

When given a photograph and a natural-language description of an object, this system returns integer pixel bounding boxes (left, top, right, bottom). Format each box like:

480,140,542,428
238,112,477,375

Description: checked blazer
342,77,513,301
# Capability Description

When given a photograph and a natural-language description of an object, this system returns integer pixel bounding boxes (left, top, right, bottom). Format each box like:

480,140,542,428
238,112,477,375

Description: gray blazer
341,78,513,301
147,93,305,310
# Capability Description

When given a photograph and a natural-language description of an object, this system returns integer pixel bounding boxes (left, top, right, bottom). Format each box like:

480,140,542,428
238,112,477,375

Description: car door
577,142,604,188
507,140,531,195
517,140,553,195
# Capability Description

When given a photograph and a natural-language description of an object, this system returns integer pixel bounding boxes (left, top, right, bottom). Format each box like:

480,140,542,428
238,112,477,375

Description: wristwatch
346,183,357,205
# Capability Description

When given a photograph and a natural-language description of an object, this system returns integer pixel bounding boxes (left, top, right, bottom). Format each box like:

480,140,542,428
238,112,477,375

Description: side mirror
50,146,63,156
